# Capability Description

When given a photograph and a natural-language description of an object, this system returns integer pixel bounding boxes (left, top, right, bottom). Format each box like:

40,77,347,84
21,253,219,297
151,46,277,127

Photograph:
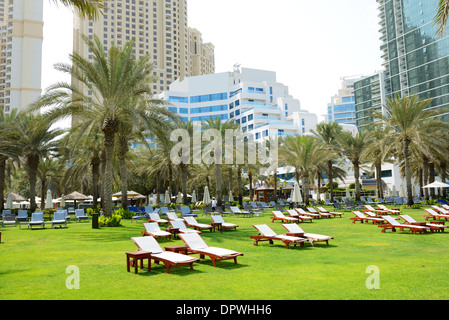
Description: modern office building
73,0,215,96
326,76,361,126
377,0,449,120
0,0,43,114
354,71,386,130
157,66,318,141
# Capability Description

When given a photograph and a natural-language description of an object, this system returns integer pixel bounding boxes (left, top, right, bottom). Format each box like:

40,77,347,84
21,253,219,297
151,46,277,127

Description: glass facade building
377,0,449,120
327,77,361,126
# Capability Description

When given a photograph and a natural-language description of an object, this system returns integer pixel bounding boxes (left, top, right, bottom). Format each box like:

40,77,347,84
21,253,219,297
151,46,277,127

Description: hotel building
326,76,361,126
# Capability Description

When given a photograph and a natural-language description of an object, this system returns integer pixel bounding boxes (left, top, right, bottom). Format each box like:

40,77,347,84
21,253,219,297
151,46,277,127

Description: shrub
98,214,122,227
86,208,94,216
113,208,133,219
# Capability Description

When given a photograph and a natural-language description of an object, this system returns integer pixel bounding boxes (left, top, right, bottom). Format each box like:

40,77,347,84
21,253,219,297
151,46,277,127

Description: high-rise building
326,76,361,126
354,71,386,130
73,0,215,95
0,0,43,114
377,0,449,120
157,66,318,141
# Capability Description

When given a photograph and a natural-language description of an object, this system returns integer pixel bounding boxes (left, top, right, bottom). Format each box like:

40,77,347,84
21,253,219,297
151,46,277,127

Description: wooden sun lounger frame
250,225,307,249
183,217,213,232
399,215,446,233
423,209,449,221
270,211,298,223
141,223,172,240
286,210,314,222
378,216,430,235
350,211,385,224
315,207,343,218
132,237,199,274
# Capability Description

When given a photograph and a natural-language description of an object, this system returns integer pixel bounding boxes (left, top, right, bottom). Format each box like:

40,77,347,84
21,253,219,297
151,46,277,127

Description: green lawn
1,205,449,300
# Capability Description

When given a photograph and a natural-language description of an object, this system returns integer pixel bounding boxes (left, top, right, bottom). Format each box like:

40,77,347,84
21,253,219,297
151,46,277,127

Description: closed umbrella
60,194,65,208
399,185,405,198
5,193,12,209
392,185,397,197
229,190,234,202
165,190,170,204
192,190,197,203
203,186,211,205
292,181,302,204
153,193,157,204
176,192,182,204
45,189,53,209
345,187,350,199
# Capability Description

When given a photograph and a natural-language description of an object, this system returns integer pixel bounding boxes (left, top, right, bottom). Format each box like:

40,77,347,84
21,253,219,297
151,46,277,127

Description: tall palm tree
435,0,449,35
53,0,104,20
312,122,342,202
338,130,372,202
29,35,174,216
16,113,63,211
37,157,64,209
372,94,449,206
279,135,329,206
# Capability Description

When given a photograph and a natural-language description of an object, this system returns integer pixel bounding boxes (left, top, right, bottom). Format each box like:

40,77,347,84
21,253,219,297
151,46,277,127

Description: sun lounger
210,215,238,231
131,236,199,273
399,215,447,233
75,209,89,222
295,208,320,218
350,211,385,224
281,223,333,246
307,207,332,218
379,215,430,234
28,212,45,229
286,209,314,222
2,214,16,227
316,206,343,218
431,205,449,215
141,222,172,240
16,210,29,222
363,205,389,215
179,232,243,267
271,211,298,223
423,208,449,221
183,216,213,232
180,206,198,218
166,211,183,221
51,211,67,228
169,219,201,234
230,206,252,218
377,204,401,215
148,212,168,225
250,224,308,249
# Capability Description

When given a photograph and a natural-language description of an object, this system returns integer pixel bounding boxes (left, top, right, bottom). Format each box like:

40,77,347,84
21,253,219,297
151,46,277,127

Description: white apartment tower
0,0,43,114
73,0,215,95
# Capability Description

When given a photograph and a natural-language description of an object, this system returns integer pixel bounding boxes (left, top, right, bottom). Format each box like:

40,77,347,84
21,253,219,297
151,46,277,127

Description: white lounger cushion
149,213,168,223
184,216,212,228
179,233,239,257
170,220,201,233
152,251,196,263
132,236,195,263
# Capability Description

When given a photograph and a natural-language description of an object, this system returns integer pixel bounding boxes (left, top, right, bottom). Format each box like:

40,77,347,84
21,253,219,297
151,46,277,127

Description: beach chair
350,211,385,224
286,209,314,222
442,204,449,211
2,214,16,227
363,205,389,215
431,205,449,215
316,206,343,218
281,223,333,246
307,207,332,218
141,222,172,240
399,215,447,233
180,206,198,218
230,206,252,218
250,224,308,249
148,212,168,225
169,219,201,234
379,215,430,234
57,209,70,223
210,215,238,231
270,211,298,223
377,204,401,215
202,206,212,216
244,204,263,217
183,216,213,232
128,206,139,214
423,208,449,221
295,208,320,219
366,198,376,205
179,232,243,267
51,211,67,228
16,210,29,222
131,236,199,274
166,211,183,221
75,209,89,222
28,212,45,229
142,206,154,213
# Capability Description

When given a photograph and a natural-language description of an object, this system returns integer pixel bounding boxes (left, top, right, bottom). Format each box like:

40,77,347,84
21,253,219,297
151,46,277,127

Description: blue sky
42,0,383,125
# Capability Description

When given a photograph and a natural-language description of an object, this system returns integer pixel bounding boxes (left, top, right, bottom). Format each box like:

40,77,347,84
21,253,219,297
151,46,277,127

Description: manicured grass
1,205,449,300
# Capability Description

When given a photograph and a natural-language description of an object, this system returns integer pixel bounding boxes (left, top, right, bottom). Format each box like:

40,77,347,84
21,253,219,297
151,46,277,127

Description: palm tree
338,130,372,202
53,0,104,20
312,122,342,202
435,0,449,35
372,94,449,206
16,113,63,211
37,157,64,209
29,35,175,216
279,135,329,206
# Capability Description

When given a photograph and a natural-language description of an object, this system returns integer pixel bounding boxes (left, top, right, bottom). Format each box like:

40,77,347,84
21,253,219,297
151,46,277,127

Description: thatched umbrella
64,191,90,209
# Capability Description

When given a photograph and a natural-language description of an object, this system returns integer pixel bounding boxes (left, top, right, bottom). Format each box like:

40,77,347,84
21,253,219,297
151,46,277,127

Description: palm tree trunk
156,171,161,205
440,161,447,198
91,155,100,211
27,154,40,212
404,139,413,206
422,154,429,200
119,141,129,211
354,162,361,201
181,164,187,205
303,173,310,206
248,171,253,201
100,150,106,210
103,127,117,217
215,164,222,207
429,163,435,199
328,160,334,202
274,171,277,202
0,156,6,211
375,163,383,199
237,165,242,205
40,181,46,210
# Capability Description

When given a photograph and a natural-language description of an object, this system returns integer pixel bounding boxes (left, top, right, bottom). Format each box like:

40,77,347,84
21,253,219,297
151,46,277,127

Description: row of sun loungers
1,209,89,229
